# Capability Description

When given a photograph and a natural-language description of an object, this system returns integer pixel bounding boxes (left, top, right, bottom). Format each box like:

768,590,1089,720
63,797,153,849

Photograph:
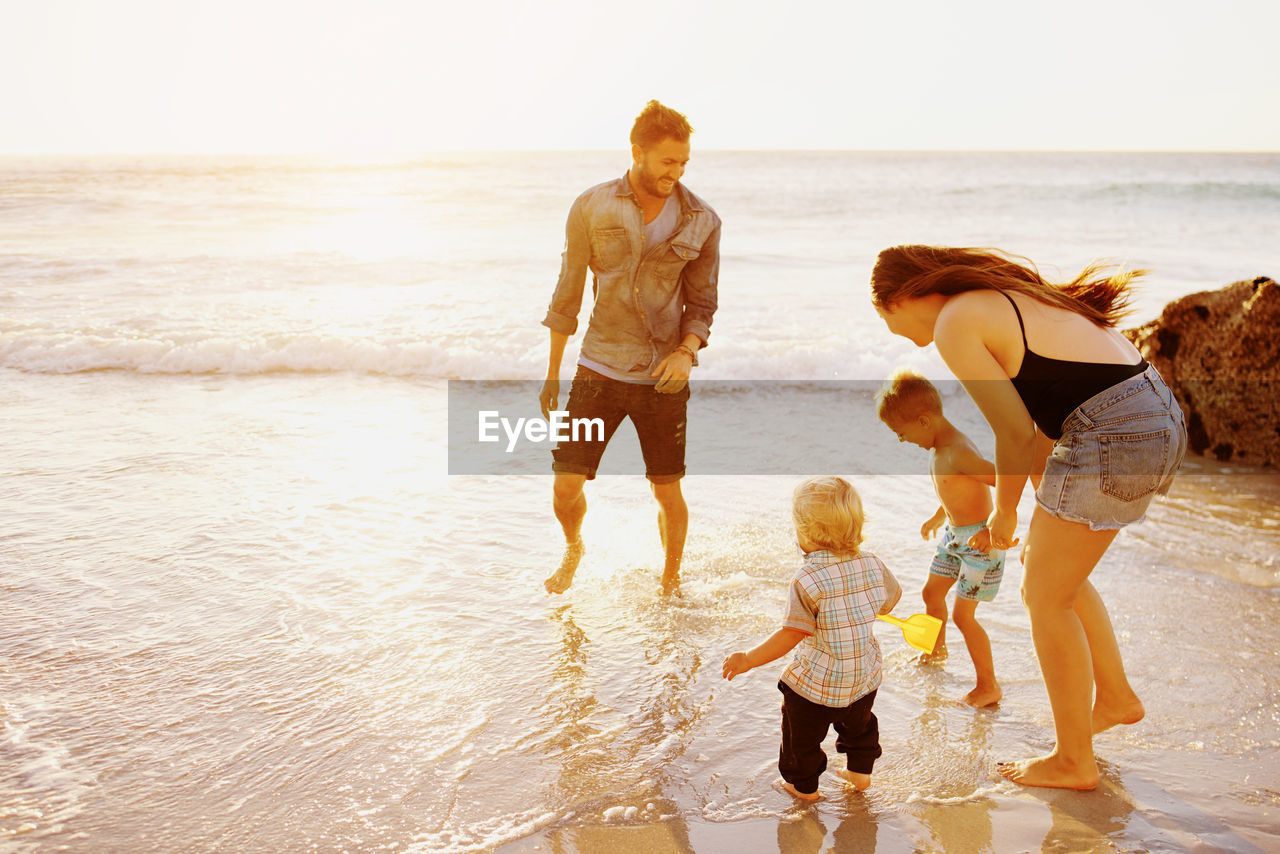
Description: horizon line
2,147,1278,157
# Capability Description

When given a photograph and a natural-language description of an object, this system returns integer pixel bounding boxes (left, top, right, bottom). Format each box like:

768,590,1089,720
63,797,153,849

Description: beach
1,152,1278,852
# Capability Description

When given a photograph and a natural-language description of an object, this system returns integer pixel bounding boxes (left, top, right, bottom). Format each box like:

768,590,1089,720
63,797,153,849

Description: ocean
1,151,1277,853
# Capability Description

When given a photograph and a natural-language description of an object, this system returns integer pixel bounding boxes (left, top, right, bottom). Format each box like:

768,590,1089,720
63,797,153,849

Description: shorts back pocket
1099,429,1170,502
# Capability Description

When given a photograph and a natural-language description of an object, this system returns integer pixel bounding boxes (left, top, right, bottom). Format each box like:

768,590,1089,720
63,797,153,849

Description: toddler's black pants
778,681,881,795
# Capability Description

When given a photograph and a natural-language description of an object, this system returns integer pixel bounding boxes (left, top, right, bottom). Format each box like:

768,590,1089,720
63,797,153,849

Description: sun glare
313,206,433,262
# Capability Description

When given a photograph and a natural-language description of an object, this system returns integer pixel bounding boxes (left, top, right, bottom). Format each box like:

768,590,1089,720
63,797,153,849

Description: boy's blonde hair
793,476,864,556
875,368,943,424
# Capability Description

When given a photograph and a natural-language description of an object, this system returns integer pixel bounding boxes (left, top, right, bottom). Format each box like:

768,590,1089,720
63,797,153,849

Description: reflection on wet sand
776,797,882,853
902,704,998,853
1028,765,1271,854
539,603,702,853
497,468,1279,853
1031,764,1136,853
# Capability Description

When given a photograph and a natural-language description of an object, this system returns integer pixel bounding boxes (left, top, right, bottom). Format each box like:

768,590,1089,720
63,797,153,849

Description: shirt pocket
1099,428,1171,501
654,242,701,281
590,227,631,273
672,243,701,262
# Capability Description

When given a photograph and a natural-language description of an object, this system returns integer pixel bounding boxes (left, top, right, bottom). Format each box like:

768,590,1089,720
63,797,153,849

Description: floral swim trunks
929,522,1004,602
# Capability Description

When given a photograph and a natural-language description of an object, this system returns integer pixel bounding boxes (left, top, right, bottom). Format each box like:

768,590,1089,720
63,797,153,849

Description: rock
1124,276,1279,468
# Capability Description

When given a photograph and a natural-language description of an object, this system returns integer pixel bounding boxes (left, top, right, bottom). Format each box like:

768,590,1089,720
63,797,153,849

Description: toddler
722,476,901,800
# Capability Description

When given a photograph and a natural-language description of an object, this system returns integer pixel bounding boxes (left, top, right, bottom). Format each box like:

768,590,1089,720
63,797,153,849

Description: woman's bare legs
999,506,1137,789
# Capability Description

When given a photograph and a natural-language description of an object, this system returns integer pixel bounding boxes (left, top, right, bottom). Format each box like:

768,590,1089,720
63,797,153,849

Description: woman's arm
1028,426,1056,492
934,302,1036,548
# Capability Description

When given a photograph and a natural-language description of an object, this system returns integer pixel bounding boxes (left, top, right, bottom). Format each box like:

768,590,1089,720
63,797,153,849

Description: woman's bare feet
996,752,1099,790
779,780,822,801
543,540,584,594
963,683,1002,708
1092,696,1144,734
836,769,871,791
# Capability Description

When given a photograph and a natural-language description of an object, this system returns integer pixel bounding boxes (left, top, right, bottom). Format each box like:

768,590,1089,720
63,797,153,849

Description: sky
2,0,1277,153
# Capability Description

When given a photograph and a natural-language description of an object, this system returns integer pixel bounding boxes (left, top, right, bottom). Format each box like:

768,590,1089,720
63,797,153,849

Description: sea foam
0,327,931,381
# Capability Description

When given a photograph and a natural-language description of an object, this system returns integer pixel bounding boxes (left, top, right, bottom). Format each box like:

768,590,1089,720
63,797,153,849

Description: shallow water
2,152,1278,852
2,371,1277,853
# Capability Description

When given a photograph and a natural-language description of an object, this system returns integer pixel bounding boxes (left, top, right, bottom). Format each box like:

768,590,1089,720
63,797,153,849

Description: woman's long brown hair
870,245,1142,327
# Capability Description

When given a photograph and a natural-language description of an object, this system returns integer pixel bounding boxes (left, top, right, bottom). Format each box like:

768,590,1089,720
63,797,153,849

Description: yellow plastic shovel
877,613,943,654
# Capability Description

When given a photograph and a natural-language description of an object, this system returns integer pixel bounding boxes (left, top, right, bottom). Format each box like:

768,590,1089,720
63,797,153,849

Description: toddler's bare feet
963,684,1002,708
543,540,584,594
779,780,822,802
836,769,871,791
1092,696,1144,734
996,753,1099,790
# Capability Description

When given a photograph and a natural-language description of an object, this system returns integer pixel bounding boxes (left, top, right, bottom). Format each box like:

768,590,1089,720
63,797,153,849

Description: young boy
875,368,1004,708
722,477,902,801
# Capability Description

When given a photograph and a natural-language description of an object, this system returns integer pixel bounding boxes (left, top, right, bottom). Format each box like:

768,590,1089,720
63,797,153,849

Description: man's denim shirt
542,174,721,379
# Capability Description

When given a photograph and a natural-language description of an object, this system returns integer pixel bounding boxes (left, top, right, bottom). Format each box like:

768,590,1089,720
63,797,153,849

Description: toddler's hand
722,652,750,681
921,517,943,540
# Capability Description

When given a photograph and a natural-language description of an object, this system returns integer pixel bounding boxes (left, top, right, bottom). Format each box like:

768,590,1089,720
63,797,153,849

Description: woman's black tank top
1001,291,1147,440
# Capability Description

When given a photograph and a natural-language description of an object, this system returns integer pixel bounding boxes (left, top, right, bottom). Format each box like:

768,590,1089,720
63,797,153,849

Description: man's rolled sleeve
679,223,720,346
542,198,591,336
782,576,816,636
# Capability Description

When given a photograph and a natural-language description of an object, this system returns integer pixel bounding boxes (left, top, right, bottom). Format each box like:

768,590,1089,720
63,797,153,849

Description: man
539,100,721,596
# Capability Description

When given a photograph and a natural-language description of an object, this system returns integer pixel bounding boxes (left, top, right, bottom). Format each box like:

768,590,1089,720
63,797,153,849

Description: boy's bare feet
1092,696,1144,734
963,684,1002,708
779,780,822,801
836,769,871,791
996,753,1099,790
914,644,948,665
544,540,584,594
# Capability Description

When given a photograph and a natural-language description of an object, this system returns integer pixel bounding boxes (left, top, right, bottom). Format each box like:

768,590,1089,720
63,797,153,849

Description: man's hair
875,368,943,424
630,100,694,148
793,476,864,557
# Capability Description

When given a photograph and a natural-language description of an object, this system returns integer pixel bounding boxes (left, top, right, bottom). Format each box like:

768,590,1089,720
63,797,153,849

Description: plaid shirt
781,549,890,707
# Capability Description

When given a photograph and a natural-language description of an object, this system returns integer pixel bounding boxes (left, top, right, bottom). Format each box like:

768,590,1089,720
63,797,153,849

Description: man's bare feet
544,540,584,594
836,769,871,791
779,780,822,802
661,570,681,597
963,684,1002,708
996,753,1099,790
1092,696,1144,734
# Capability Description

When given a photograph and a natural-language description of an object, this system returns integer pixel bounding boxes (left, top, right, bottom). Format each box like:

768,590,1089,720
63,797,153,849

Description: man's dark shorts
551,366,688,483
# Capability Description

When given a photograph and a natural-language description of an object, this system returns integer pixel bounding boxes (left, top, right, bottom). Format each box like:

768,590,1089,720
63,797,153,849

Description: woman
871,245,1186,790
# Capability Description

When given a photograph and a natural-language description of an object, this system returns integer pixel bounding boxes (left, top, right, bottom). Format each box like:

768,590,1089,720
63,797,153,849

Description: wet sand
493,460,1280,854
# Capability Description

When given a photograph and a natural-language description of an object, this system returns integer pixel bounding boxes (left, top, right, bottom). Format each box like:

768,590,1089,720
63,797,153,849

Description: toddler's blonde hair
875,368,943,424
793,476,864,556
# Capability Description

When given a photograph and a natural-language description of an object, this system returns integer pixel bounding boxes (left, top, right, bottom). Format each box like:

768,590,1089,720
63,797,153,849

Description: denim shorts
551,366,689,483
1036,365,1187,530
